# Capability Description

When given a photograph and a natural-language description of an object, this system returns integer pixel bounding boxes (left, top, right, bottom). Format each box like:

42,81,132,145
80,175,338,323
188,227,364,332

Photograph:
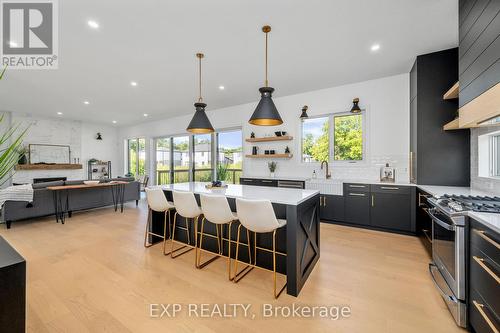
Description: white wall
118,73,410,183
8,113,119,184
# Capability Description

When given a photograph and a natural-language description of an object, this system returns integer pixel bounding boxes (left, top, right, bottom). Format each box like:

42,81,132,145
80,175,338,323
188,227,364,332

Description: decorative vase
18,155,27,165
270,172,275,178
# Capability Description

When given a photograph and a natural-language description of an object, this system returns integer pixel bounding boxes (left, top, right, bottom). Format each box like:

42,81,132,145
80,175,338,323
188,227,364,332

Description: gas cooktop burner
439,194,500,213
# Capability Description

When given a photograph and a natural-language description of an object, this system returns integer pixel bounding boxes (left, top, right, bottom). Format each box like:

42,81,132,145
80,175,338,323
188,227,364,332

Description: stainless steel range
426,194,500,328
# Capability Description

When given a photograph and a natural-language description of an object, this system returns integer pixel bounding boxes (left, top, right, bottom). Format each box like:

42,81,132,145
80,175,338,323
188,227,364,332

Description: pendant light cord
198,54,203,102
265,30,268,87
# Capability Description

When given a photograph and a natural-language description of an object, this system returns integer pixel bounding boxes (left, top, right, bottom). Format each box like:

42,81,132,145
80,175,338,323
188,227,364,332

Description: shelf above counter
245,136,293,143
245,154,293,159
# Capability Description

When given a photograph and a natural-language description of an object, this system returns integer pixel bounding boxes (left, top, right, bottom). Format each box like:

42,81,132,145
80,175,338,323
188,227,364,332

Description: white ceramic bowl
83,180,100,186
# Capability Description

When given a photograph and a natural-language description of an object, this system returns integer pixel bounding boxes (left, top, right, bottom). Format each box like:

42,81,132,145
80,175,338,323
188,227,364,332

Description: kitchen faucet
320,160,331,179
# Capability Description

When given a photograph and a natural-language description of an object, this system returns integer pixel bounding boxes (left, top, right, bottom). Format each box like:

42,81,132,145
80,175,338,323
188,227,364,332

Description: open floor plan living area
0,1,499,332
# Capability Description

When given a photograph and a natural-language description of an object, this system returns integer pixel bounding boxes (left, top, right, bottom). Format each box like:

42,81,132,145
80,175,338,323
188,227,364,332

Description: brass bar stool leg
196,217,221,269
162,209,173,255
169,212,193,258
216,224,221,254
233,224,254,283
228,221,232,281
144,208,152,248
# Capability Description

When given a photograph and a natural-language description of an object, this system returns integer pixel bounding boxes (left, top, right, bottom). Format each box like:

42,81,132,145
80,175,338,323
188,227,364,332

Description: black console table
0,236,26,333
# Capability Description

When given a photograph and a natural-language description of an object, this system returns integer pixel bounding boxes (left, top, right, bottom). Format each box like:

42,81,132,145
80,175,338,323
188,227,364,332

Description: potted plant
214,162,229,187
268,161,277,178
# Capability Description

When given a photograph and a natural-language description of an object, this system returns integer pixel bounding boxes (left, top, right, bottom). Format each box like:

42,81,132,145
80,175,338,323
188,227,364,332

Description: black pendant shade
350,98,361,114
249,87,283,126
187,102,214,134
300,105,309,119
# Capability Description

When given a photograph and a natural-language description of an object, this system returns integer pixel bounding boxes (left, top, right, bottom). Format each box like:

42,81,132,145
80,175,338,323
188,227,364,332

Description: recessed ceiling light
57,112,63,115
87,20,99,29
130,81,138,87
143,113,148,117
83,100,90,105
371,44,381,52
219,85,225,90
9,41,18,47
112,120,117,124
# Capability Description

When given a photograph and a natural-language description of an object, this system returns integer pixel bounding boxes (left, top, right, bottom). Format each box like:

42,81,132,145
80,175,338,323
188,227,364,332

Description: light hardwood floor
0,198,465,333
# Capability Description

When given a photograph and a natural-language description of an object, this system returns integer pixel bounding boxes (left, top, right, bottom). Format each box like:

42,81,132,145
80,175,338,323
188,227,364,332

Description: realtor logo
1,0,58,69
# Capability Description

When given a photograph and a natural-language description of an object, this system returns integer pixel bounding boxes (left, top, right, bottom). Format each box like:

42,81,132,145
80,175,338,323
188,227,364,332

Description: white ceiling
0,0,458,126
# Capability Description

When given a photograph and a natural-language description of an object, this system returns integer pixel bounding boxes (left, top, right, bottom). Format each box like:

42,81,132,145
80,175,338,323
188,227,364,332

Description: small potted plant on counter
268,161,277,178
210,163,229,188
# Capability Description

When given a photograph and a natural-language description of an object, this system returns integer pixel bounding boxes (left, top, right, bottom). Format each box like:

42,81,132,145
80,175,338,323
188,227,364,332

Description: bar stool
198,194,238,278
171,191,202,261
234,198,287,299
144,188,175,254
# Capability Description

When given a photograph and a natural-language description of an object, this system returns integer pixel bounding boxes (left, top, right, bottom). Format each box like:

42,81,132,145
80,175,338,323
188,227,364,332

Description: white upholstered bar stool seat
144,188,175,254
197,194,238,276
170,191,202,260
234,198,287,299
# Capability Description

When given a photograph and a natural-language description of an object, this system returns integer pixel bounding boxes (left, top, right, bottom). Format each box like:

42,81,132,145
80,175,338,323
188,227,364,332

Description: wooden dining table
47,181,128,224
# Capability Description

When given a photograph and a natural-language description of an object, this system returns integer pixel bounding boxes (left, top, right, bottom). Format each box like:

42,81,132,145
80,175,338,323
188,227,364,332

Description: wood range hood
459,82,500,128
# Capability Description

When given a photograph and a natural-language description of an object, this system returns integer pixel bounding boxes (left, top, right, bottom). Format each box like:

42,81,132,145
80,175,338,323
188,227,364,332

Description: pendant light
300,105,309,119
187,53,214,134
248,25,283,126
350,98,361,114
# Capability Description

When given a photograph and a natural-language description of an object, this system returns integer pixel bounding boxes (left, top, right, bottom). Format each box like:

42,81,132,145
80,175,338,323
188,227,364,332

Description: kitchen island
149,182,320,297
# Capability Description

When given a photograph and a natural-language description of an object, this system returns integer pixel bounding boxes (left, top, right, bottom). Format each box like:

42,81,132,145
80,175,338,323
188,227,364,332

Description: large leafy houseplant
0,114,28,185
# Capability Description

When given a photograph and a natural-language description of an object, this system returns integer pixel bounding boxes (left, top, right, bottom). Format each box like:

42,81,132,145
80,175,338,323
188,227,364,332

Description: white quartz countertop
154,182,319,206
468,211,500,234
417,185,499,198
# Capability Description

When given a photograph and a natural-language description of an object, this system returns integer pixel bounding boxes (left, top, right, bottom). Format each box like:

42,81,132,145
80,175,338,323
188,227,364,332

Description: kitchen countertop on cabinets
417,185,498,198
242,175,311,181
468,211,500,234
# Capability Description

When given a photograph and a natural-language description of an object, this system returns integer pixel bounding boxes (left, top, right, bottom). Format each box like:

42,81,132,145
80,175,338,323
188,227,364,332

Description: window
193,133,212,181
333,113,363,161
302,112,364,163
127,138,146,176
152,129,243,185
478,130,500,179
173,136,190,183
217,129,243,184
156,138,171,184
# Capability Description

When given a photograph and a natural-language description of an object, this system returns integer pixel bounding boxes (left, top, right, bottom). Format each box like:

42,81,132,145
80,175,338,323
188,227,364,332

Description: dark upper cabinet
410,48,470,186
459,0,500,108
370,185,415,233
320,195,344,222
344,191,370,226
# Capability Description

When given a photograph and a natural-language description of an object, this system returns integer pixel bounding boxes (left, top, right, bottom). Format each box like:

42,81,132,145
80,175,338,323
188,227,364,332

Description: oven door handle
428,263,457,303
427,208,455,231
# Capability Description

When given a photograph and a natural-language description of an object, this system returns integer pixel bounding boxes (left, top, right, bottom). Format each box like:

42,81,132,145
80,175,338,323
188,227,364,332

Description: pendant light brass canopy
248,25,283,126
187,53,214,134
350,98,361,114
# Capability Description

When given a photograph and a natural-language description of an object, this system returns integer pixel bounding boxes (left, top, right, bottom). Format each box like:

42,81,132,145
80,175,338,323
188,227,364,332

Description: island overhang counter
148,182,320,297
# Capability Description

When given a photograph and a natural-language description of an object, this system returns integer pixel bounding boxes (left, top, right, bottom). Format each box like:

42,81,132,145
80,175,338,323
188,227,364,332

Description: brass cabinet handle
381,186,399,190
371,194,374,207
474,229,500,250
261,180,273,183
472,300,499,333
473,256,500,284
324,196,327,207
349,184,366,188
349,193,365,197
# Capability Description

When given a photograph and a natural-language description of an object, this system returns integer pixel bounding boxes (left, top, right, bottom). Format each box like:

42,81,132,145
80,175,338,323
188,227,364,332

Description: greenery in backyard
0,115,28,185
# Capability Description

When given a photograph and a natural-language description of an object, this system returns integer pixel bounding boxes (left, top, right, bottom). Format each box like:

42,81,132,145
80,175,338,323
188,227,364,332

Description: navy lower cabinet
370,185,415,233
468,219,500,333
319,194,344,222
344,191,370,226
